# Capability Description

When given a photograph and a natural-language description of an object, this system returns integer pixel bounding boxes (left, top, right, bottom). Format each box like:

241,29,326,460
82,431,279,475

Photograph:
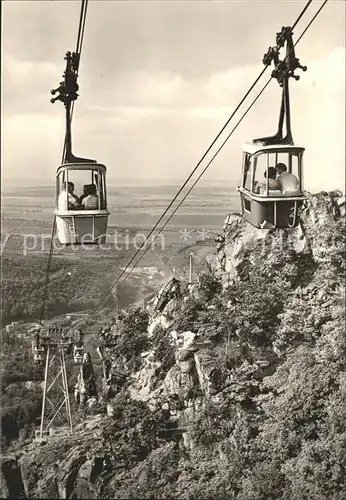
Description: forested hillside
1,252,137,325
1,192,345,499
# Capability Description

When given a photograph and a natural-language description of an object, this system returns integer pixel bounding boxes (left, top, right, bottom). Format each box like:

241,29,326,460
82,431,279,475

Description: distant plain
1,180,240,236
1,180,239,325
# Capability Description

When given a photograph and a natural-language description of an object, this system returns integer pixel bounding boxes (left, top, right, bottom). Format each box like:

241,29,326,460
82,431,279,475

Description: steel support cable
79,0,317,322
114,71,265,262
114,0,329,291
75,2,84,54
88,0,329,324
291,0,313,30
68,0,88,150
76,0,88,57
77,66,268,320
117,1,329,282
86,0,328,320
39,216,57,324
62,0,88,163
295,0,328,44
117,90,271,290
79,65,268,319
40,0,89,321
78,1,318,323
103,0,312,264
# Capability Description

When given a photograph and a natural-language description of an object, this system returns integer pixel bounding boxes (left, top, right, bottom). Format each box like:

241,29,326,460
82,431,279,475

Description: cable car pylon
36,335,74,439
33,327,85,439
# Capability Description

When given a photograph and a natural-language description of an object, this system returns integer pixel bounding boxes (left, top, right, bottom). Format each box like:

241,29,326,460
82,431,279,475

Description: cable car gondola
73,345,84,364
32,330,45,364
238,27,307,229
51,51,109,245
73,327,84,364
55,161,109,245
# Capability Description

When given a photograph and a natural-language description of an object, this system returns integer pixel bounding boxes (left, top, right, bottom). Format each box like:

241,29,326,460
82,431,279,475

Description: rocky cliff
1,191,345,499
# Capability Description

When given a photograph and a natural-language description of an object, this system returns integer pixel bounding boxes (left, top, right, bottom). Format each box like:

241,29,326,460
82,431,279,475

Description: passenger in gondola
255,167,281,194
276,163,299,194
81,183,99,209
58,182,81,210
79,184,89,204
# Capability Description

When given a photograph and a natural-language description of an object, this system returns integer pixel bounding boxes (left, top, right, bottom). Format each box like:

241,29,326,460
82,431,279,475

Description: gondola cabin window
251,151,302,196
56,165,107,212
242,153,252,192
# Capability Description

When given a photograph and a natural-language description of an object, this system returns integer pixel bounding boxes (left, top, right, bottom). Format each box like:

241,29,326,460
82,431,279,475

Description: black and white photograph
1,0,345,498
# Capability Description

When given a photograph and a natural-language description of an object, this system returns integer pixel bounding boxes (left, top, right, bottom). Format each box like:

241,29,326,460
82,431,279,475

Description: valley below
1,185,345,500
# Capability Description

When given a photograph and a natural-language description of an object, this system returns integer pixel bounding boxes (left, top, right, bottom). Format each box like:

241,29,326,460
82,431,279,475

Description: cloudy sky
2,0,345,192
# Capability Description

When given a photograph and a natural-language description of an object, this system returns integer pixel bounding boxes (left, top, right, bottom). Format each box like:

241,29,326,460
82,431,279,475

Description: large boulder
130,350,162,401
74,353,98,408
162,361,195,399
194,349,224,396
210,191,344,283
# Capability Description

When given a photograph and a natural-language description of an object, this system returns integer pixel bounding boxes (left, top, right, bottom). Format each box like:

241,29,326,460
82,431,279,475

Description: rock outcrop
209,191,345,281
74,353,98,409
2,191,345,499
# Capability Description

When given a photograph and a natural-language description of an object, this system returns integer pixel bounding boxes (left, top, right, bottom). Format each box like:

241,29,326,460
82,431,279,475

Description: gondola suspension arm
254,27,307,145
50,0,95,164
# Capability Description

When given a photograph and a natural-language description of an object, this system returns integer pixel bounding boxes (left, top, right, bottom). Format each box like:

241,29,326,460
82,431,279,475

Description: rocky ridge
1,191,345,499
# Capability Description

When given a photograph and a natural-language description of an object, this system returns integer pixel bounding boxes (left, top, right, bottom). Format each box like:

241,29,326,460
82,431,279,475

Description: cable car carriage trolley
238,27,307,229
51,51,109,245
31,326,85,366
73,328,84,364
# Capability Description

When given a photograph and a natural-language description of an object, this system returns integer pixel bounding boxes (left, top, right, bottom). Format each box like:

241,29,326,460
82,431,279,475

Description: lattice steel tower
37,336,74,438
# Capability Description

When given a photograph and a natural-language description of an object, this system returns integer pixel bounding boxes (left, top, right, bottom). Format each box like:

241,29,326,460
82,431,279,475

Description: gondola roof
242,142,305,155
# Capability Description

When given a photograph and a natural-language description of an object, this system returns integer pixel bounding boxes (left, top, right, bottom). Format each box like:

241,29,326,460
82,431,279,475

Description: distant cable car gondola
32,330,45,364
73,328,84,364
73,345,84,364
238,27,307,229
51,51,109,245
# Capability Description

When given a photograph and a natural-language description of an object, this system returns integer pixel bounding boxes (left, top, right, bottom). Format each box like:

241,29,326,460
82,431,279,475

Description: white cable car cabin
55,163,109,245
33,344,45,364
32,330,45,364
237,142,305,228
73,345,84,364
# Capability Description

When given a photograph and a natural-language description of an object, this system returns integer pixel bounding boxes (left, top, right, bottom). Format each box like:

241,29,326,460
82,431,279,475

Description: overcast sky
2,0,345,192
